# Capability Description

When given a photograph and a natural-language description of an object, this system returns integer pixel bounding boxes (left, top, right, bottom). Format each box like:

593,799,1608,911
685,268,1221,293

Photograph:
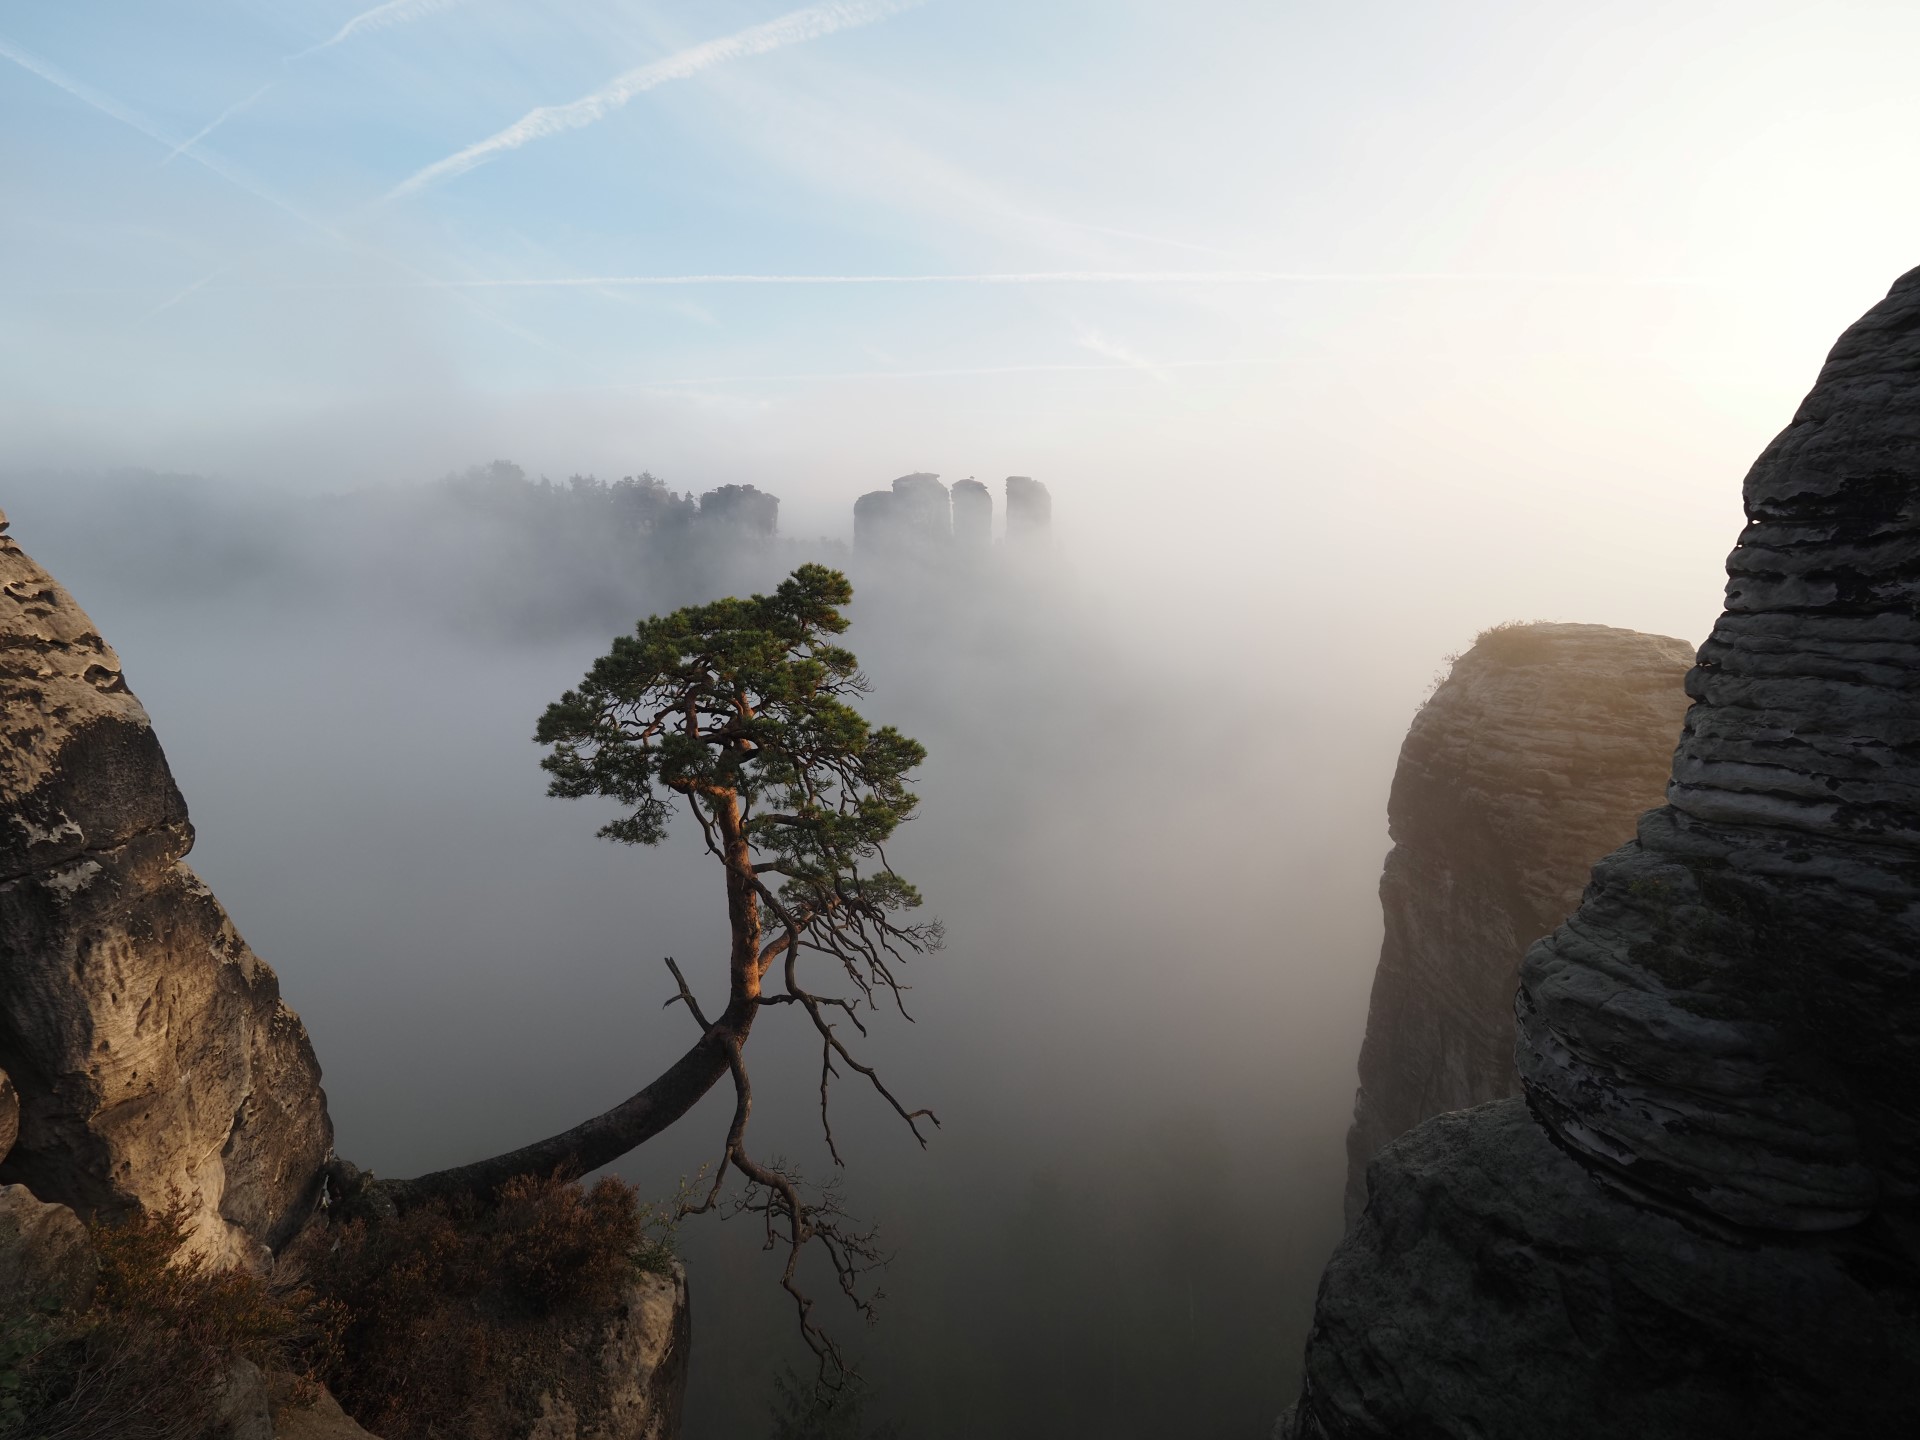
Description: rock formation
0,511,695,1436
1005,475,1051,545
1343,623,1692,1221
0,508,333,1265
696,483,779,536
0,1180,98,1314
951,477,992,545
528,1264,690,1440
1282,271,1920,1436
855,473,953,551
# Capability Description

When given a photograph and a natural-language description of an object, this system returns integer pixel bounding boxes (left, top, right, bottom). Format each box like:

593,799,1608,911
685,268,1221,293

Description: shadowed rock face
1345,623,1692,1222
1518,273,1920,1232
0,512,332,1265
1282,270,1920,1438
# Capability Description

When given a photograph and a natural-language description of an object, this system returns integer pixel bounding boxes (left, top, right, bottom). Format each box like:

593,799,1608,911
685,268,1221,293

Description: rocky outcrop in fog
0,510,693,1437
1283,270,1920,1437
0,509,332,1266
854,472,1048,552
1344,622,1692,1221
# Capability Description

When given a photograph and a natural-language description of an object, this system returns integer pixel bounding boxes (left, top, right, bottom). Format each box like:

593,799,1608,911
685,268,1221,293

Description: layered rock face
1345,623,1692,1221
1284,271,1920,1437
0,512,332,1264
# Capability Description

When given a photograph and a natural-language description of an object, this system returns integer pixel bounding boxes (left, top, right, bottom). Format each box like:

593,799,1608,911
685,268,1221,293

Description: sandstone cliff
1345,623,1692,1221
1283,272,1920,1436
0,512,692,1438
0,509,333,1265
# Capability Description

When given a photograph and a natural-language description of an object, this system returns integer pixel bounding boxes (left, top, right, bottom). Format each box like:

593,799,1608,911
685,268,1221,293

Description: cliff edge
1284,270,1920,1437
1345,622,1691,1222
0,508,333,1265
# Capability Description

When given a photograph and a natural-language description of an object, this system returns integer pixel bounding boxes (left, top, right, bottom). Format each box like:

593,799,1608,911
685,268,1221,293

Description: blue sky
8,0,1920,647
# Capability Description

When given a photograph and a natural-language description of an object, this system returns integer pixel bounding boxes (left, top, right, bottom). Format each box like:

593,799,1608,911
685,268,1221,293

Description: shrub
296,1173,676,1440
1,1207,323,1440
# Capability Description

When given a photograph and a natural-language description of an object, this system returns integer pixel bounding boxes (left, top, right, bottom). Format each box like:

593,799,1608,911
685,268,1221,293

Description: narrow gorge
1284,270,1920,1437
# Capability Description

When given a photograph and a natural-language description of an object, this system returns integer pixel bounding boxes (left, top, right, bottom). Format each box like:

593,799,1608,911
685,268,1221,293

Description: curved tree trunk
375,793,768,1213
378,998,753,1210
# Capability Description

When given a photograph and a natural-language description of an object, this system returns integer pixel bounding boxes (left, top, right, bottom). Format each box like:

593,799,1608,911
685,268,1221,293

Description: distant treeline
5,464,832,641
444,461,781,539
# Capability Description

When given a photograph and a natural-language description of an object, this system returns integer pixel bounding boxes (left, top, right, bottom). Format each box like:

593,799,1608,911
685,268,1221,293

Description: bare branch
661,956,713,1032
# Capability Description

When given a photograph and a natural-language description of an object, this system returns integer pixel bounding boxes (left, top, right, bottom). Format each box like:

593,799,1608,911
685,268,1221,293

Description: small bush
1470,619,1556,666
297,1173,676,1440
1,1208,321,1440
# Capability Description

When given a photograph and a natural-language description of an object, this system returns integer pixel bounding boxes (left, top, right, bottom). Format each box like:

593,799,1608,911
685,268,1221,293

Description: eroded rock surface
1,1066,17,1161
0,511,332,1264
0,1182,98,1314
1293,1103,1919,1439
1516,274,1920,1229
1345,623,1691,1221
1283,270,1920,1437
531,1265,690,1440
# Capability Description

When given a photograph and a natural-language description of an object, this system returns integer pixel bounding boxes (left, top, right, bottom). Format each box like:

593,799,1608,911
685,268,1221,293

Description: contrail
0,33,322,233
259,270,1724,289
162,81,277,165
602,356,1312,390
292,0,471,60
174,1,470,160
0,31,589,361
389,0,925,198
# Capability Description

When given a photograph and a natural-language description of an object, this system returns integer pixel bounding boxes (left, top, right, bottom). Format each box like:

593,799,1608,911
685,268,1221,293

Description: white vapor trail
0,34,321,233
174,1,470,159
278,270,1723,289
294,0,471,60
0,31,590,361
162,82,277,164
389,0,924,199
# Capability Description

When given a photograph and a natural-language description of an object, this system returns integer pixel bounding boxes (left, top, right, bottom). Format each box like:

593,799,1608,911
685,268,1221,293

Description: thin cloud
1077,329,1174,383
388,0,925,199
293,0,472,60
246,270,1727,289
604,355,1310,390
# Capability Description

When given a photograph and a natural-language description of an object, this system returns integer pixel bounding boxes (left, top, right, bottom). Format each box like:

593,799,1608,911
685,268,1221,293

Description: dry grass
295,1173,672,1440
1,1175,669,1440
2,1208,325,1440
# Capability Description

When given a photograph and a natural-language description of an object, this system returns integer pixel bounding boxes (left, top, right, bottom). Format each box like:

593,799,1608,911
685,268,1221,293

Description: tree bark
376,785,763,1212
378,995,755,1210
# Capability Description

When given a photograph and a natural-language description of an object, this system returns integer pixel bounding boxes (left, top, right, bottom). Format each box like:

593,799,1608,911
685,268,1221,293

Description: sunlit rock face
0,512,332,1266
1344,622,1691,1222
1282,270,1920,1438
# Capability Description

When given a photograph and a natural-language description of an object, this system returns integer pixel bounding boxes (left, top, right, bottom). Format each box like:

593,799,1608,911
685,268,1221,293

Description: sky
7,1,1920,685
7,4,1920,553
8,1,1920,678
